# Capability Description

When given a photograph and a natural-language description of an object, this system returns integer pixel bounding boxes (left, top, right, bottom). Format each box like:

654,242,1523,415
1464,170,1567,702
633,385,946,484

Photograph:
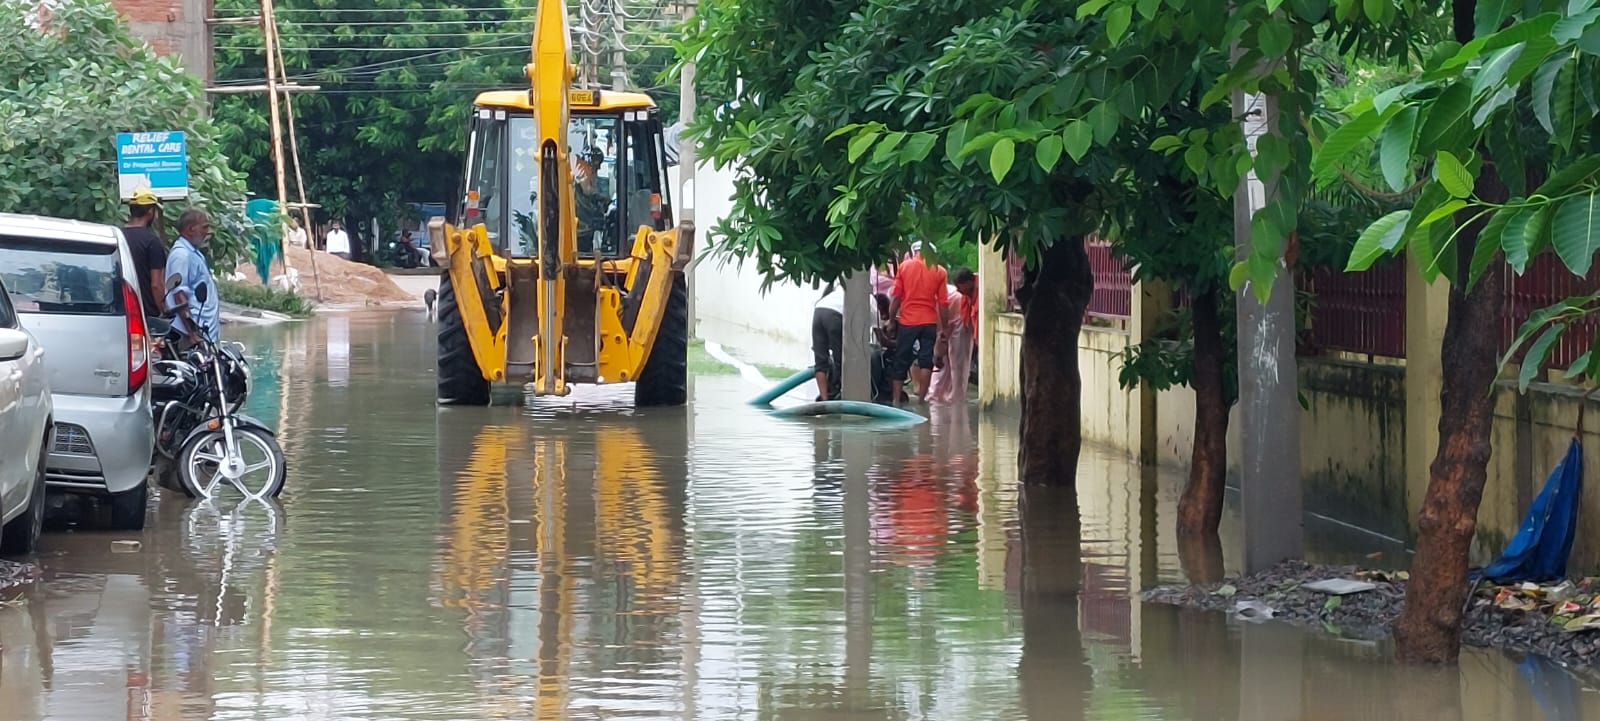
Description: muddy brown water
2,312,1598,720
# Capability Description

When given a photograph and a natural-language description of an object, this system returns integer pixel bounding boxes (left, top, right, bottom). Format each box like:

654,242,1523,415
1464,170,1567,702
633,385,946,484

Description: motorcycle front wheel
177,426,287,499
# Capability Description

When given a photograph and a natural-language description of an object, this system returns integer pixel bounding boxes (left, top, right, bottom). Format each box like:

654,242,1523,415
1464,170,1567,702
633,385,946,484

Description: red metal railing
1002,239,1134,320
1300,261,1407,359
1501,255,1600,373
1085,238,1132,319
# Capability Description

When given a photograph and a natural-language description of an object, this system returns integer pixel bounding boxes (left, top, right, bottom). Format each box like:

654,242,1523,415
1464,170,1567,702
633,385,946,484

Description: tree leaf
871,132,907,163
1422,198,1470,226
1474,0,1514,37
1347,209,1413,271
1184,143,1209,177
1090,103,1119,144
1520,325,1565,392
945,120,969,166
1553,9,1600,42
1416,83,1471,154
1362,0,1385,22
1106,5,1134,43
900,132,938,164
1532,54,1571,134
1553,193,1600,277
826,123,861,142
1472,44,1524,98
1063,121,1093,162
1312,107,1389,178
1150,134,1183,152
1379,106,1417,191
1036,134,1064,172
990,138,1016,183
1566,350,1593,379
1470,208,1513,286
848,131,880,163
1534,156,1600,198
1435,151,1475,199
1502,207,1536,273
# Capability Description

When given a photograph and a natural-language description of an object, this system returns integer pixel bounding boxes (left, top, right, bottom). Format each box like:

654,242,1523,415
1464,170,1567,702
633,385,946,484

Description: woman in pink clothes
928,268,978,404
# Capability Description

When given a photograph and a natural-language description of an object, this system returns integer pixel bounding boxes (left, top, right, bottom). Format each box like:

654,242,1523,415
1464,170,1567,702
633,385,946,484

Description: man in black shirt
122,189,167,319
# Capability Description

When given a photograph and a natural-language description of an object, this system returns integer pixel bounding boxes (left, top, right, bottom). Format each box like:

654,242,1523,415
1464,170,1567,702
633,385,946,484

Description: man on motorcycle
164,209,221,346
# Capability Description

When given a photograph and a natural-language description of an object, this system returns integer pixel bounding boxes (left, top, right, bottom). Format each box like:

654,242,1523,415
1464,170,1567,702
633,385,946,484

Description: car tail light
123,280,148,392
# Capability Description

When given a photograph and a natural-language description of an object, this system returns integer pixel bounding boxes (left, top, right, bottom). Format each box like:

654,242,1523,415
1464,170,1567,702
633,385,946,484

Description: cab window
464,110,508,250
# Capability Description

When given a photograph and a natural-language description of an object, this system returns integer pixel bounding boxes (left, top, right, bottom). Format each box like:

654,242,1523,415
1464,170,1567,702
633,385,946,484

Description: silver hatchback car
0,213,153,530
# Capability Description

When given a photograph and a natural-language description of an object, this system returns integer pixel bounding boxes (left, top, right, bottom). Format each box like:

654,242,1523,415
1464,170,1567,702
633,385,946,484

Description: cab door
460,108,509,253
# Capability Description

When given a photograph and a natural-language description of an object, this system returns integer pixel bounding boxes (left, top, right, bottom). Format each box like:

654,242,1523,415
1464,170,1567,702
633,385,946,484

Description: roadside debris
1302,579,1377,595
1144,560,1600,668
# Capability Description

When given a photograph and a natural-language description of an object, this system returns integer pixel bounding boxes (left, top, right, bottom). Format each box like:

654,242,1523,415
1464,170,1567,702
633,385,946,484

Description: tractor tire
634,273,689,407
436,273,491,406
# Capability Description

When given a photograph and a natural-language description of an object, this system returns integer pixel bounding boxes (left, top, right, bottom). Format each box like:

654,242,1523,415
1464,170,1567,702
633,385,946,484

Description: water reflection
0,314,1598,720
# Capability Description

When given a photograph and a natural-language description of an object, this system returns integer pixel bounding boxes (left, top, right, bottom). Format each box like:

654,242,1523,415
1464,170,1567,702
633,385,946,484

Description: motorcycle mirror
165,272,182,291
195,281,210,304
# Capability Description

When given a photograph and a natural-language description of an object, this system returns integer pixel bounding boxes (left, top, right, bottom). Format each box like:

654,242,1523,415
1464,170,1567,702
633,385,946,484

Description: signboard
116,131,188,200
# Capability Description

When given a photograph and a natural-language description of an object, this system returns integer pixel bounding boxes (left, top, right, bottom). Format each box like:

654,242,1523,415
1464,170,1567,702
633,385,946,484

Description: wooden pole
259,0,290,277
273,38,322,302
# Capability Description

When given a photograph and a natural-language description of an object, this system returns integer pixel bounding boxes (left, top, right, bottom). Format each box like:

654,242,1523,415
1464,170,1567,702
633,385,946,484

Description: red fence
1003,239,1134,319
1085,239,1133,319
1300,261,1407,359
1501,255,1600,372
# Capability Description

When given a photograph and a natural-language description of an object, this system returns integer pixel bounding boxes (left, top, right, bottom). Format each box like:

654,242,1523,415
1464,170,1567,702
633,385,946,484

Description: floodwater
4,313,1600,720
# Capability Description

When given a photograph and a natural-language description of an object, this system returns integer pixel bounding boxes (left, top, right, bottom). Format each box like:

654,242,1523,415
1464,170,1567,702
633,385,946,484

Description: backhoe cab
429,0,691,407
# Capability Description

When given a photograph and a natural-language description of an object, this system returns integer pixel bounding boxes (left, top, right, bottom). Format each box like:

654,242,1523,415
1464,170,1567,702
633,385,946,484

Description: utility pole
274,34,322,301
678,0,697,338
610,0,627,91
1232,85,1303,574
258,0,290,275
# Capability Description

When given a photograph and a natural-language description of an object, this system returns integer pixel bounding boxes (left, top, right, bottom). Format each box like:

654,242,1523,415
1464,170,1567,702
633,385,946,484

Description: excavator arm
529,0,577,397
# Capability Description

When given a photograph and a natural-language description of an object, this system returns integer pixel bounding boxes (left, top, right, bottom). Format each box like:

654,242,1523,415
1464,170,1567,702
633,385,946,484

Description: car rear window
0,235,124,316
0,280,15,328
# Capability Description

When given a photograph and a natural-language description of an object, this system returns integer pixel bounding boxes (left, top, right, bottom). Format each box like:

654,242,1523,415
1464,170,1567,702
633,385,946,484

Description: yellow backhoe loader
427,0,691,407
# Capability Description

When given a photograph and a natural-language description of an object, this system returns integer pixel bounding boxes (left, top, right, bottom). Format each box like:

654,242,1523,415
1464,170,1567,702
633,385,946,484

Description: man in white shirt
325,221,351,260
811,282,885,401
284,215,309,248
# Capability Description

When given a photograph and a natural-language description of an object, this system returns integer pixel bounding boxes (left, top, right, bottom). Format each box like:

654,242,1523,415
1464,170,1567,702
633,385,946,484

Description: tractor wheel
436,273,491,406
634,273,688,407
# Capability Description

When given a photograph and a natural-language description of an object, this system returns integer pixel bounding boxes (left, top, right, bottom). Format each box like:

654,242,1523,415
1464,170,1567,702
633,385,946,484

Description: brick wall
109,0,213,82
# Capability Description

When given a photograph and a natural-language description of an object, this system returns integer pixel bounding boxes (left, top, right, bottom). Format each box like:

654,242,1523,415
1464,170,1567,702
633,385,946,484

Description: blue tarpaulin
1482,437,1583,583
245,199,281,285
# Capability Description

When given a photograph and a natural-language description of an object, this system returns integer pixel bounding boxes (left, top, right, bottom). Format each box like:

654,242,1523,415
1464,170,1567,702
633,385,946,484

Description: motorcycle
149,312,286,500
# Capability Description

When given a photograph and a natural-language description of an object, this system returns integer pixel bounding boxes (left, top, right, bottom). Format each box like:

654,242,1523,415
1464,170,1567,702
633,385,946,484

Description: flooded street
5,312,1600,720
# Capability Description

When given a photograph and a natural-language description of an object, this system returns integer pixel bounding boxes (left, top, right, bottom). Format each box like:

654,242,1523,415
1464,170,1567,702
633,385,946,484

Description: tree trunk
1393,232,1504,663
1180,287,1229,537
1393,0,1506,664
1017,237,1094,486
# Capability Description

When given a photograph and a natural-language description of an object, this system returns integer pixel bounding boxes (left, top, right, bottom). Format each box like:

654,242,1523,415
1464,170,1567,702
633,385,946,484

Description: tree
1322,0,1600,662
210,0,685,238
0,0,253,264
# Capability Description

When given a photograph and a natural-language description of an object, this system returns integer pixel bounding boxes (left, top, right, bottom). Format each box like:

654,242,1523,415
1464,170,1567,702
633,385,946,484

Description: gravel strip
1143,560,1600,668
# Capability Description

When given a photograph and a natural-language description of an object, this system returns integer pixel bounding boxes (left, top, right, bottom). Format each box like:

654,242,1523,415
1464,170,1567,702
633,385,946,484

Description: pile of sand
234,246,417,305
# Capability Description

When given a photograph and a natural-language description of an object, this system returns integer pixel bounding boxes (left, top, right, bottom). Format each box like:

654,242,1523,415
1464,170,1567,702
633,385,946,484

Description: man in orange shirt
889,241,948,404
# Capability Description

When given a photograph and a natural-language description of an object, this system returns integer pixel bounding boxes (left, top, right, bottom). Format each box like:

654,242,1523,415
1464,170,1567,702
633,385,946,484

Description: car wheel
107,482,148,531
1,437,48,556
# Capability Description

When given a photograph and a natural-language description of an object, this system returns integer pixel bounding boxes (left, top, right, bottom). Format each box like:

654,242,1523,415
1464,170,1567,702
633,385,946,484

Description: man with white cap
888,240,948,404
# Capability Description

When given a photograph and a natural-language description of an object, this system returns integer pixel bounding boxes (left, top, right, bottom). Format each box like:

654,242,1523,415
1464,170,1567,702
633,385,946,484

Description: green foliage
219,279,313,316
1319,1,1600,385
0,0,253,266
211,0,680,230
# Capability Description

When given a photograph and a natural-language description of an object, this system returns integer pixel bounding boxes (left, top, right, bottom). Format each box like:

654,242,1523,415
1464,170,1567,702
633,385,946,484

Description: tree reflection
1016,485,1092,721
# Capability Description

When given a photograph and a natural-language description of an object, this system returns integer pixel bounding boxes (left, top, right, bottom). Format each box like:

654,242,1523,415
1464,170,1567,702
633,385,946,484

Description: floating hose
748,367,816,407
768,400,927,424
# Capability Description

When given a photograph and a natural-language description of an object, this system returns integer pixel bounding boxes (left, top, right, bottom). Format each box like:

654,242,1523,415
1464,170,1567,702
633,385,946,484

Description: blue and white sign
116,131,189,200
